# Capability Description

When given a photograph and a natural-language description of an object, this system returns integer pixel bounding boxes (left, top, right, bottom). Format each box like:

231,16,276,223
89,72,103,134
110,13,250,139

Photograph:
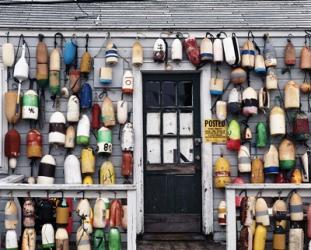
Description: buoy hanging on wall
153,38,166,63
100,161,116,184
99,67,112,85
64,155,82,184
77,114,90,146
49,111,66,146
36,34,49,88
132,39,143,67
97,126,112,155
5,129,21,170
105,40,119,66
122,70,134,94
2,34,15,67
22,90,39,120
37,154,56,184
67,95,80,123
26,129,42,159
171,37,183,62
200,33,213,62
101,96,116,127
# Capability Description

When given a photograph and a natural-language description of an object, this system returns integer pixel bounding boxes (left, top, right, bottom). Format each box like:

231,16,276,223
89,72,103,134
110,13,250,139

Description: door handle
194,137,202,146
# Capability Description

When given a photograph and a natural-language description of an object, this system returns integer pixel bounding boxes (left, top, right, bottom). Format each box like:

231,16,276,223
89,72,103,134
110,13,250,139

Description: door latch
194,137,202,146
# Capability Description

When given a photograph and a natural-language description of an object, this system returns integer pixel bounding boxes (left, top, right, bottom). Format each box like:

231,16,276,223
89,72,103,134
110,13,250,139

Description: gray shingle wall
0,31,309,244
0,1,310,30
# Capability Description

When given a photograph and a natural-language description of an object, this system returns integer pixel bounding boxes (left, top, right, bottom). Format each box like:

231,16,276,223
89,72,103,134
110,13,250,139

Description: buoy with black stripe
77,115,90,145
290,191,303,221
55,228,69,250
223,33,240,66
122,70,134,94
37,155,56,184
289,226,304,250
67,95,80,123
97,126,112,155
253,224,267,250
101,96,115,127
241,37,255,68
171,37,183,62
242,87,258,116
273,198,287,229
264,145,279,174
36,34,48,88
216,101,227,121
228,88,241,114
132,39,143,67
256,122,267,148
213,32,224,63
238,145,251,173
5,230,18,250
183,35,200,66
230,67,246,85
76,226,91,250
227,119,241,151
5,200,18,230
255,198,269,226
153,38,166,63
100,161,116,184
49,111,66,145
279,138,296,171
5,129,21,169
2,37,14,67
81,147,95,175
270,104,286,136
200,33,213,62
284,80,300,109
117,100,128,125
64,155,82,184
263,33,277,67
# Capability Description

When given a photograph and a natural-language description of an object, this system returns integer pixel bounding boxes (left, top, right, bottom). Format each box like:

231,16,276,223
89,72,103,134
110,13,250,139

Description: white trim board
0,64,8,174
133,62,213,235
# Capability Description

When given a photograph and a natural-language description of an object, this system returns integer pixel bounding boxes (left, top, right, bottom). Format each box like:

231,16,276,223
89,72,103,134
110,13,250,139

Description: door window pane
147,112,160,135
180,138,194,163
163,138,177,163
180,112,193,135
147,138,161,164
163,112,177,135
145,81,160,107
179,81,192,106
162,81,176,106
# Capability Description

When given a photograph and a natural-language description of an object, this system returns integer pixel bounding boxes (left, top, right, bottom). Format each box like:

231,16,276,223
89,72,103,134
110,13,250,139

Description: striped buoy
5,200,18,230
37,155,56,184
209,77,224,96
241,39,255,68
200,35,213,62
255,198,269,226
99,67,112,85
273,225,286,250
36,34,49,87
290,192,303,221
273,199,287,229
279,138,296,171
228,88,241,114
49,111,66,145
97,126,112,155
214,155,231,188
264,145,279,174
105,41,119,65
242,87,258,116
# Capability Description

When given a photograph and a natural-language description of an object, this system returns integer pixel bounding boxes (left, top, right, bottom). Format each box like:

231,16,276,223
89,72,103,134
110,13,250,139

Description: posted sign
204,119,227,143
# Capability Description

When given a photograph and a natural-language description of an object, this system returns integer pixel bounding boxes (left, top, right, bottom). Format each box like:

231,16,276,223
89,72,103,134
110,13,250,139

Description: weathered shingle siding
0,1,310,30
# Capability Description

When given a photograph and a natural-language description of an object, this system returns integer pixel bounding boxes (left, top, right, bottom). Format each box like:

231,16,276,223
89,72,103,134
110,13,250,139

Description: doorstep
137,240,225,250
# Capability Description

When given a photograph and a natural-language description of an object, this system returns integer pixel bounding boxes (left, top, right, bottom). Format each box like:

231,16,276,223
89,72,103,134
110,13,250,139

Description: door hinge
194,137,202,146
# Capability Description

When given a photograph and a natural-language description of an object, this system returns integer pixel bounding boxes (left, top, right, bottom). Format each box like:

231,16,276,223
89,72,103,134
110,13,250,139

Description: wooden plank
226,189,236,250
200,65,213,234
0,175,24,183
145,165,195,174
127,190,137,250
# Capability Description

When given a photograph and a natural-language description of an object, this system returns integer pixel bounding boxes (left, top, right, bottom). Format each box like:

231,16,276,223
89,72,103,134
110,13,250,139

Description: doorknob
194,138,202,146
195,155,201,160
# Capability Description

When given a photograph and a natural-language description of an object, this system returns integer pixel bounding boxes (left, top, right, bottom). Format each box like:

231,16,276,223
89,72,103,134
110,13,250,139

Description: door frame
133,62,213,235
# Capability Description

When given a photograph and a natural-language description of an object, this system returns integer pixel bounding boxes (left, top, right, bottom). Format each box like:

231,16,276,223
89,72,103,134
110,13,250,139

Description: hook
7,191,13,199
6,31,9,43
27,191,31,198
46,190,49,199
248,31,255,41
77,190,86,199
217,31,227,38
278,190,282,199
255,190,262,198
98,191,102,198
85,34,89,51
287,33,293,42
98,89,108,99
205,32,214,39
107,31,111,40
136,32,146,40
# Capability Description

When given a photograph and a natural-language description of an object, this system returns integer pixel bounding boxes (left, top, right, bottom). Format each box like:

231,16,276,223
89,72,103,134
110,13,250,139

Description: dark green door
143,73,202,233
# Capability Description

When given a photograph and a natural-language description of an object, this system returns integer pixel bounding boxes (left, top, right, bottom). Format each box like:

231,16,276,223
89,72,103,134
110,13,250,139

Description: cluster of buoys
231,191,310,250
2,32,137,184
4,197,126,249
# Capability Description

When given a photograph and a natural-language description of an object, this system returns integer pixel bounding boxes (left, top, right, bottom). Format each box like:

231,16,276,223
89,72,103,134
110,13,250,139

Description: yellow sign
204,119,227,143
